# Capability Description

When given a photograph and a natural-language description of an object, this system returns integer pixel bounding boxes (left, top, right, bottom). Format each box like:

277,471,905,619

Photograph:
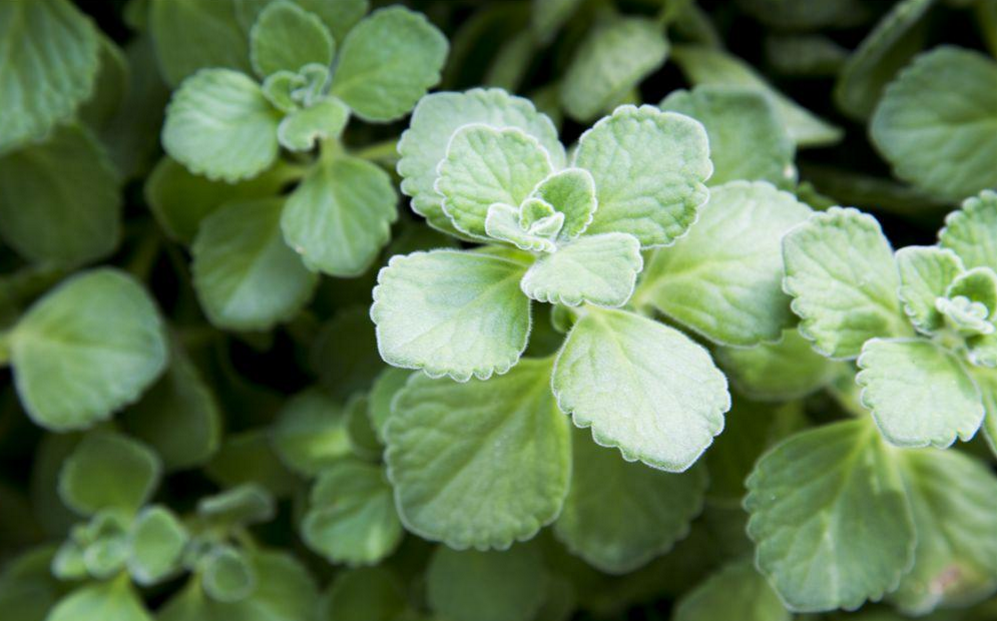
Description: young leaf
128,506,188,586
302,459,403,566
0,0,100,153
673,560,789,621
744,419,915,612
871,47,997,201
857,338,984,448
385,358,570,549
202,546,256,603
944,268,997,327
276,96,350,152
530,168,597,240
249,1,334,78
58,431,161,517
0,125,120,267
398,88,565,235
891,449,997,614
371,250,531,381
552,308,729,472
149,0,251,87
560,16,668,122
330,6,448,122
485,202,559,253
520,233,643,307
782,207,910,359
162,68,281,182
939,190,997,272
192,197,318,331
574,105,712,247
436,124,554,238
196,483,275,531
660,86,796,188
637,181,811,346
896,246,965,334
47,577,152,621
282,154,397,277
270,387,351,477
235,0,369,44
10,269,168,431
427,545,547,621
554,427,706,574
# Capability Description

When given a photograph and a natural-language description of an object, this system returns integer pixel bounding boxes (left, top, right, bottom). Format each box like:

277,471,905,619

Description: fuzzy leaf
385,358,570,549
250,1,334,78
202,546,255,603
234,0,368,44
367,367,410,442
149,0,251,87
128,506,188,586
427,545,547,621
530,168,598,240
485,202,558,253
197,484,275,530
674,560,790,621
276,96,350,152
59,431,161,517
896,246,965,334
520,233,643,307
939,190,997,272
271,387,351,477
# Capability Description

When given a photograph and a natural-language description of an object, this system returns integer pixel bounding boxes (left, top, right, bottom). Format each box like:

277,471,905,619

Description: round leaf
250,0,334,78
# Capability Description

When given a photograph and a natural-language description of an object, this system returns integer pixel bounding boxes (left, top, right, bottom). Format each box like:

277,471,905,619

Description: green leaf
0,124,120,267
834,0,932,120
163,68,281,182
427,545,547,621
76,511,131,579
234,0,368,45
716,328,842,401
371,250,531,381
397,88,565,235
573,105,712,248
554,427,706,574
857,338,984,448
47,577,152,621
385,357,570,549
896,246,965,334
10,269,168,431
330,6,448,122
0,0,100,152
552,308,729,472
560,16,668,122
302,459,402,566
736,0,870,29
530,168,597,240
871,47,997,201
58,431,161,516
940,190,997,272
367,367,411,442
744,419,915,612
192,197,318,331
485,202,559,253
0,546,63,621
270,387,351,477
660,86,797,188
674,560,790,621
78,35,129,130
637,181,812,346
128,506,188,585
671,45,843,148
974,367,997,457
276,96,350,152
520,233,643,307
249,1,334,78
782,207,909,359
943,267,997,334
196,483,275,531
325,568,408,621
891,449,997,614
436,124,554,238
206,432,299,499
202,546,256,603
149,0,251,87
310,307,383,401
282,154,397,277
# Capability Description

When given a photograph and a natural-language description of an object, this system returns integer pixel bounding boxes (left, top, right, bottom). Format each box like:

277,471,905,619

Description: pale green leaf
637,181,812,346
554,427,706,574
974,367,997,457
573,105,712,247
939,190,997,272
857,338,984,448
782,207,910,359
485,202,558,253
128,506,188,585
896,246,965,334
282,154,397,276
58,431,161,516
302,459,402,566
330,7,447,122
163,68,281,182
47,577,152,621
530,168,597,240
385,358,570,549
371,250,531,381
276,96,350,152
891,449,997,614
234,0,368,44
427,545,547,621
674,560,790,621
197,483,275,531
149,0,251,87
436,124,553,238
202,546,256,603
560,16,668,122
0,0,100,152
871,47,997,201
398,88,565,235
520,233,643,307
250,0,334,78
0,124,120,267
744,419,915,612
660,86,797,188
552,308,729,472
367,367,411,443
192,197,318,331
10,269,168,431
943,267,997,334
324,568,408,621
270,387,351,477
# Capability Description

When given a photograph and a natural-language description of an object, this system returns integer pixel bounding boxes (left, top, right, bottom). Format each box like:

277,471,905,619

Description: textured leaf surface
58,431,160,516
427,545,547,621
531,168,597,240
673,560,789,621
385,358,570,549
276,96,350,152
638,181,811,346
250,0,334,78
149,0,251,87
271,387,350,477
371,250,531,381
573,105,712,247
745,419,915,612
553,308,729,472
939,190,997,272
896,246,965,334
521,233,642,307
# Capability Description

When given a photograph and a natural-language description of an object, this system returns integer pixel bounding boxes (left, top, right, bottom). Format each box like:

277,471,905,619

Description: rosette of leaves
371,87,730,557
158,0,447,331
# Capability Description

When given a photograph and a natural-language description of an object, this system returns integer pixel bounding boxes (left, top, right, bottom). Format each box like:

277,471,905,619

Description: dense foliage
1,1,996,620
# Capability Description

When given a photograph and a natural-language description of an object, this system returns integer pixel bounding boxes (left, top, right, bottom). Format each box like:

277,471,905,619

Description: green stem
354,138,400,164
